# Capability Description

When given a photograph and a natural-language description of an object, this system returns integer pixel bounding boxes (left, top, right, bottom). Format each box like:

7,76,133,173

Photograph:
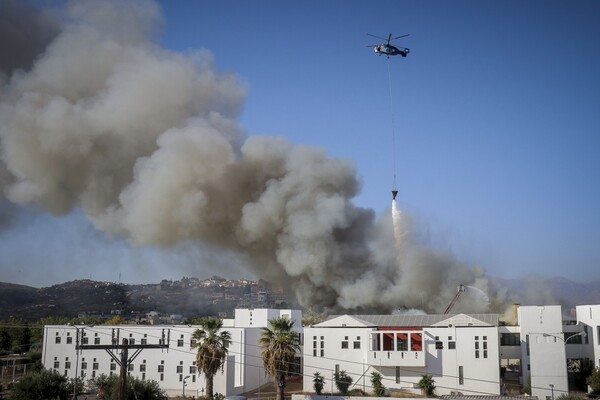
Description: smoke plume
0,0,516,313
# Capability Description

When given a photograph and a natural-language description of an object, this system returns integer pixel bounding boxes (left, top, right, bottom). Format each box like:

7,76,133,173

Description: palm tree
259,317,301,400
191,316,232,399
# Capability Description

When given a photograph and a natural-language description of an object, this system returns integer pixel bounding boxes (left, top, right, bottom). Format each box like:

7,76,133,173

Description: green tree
104,315,124,325
0,327,10,351
191,316,232,399
9,369,69,400
371,371,386,396
17,323,31,353
89,373,166,400
418,374,436,397
65,376,85,399
259,317,301,400
334,370,353,395
313,371,325,395
588,367,600,394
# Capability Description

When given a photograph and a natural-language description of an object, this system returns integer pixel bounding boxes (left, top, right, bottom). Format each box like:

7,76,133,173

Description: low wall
292,395,431,400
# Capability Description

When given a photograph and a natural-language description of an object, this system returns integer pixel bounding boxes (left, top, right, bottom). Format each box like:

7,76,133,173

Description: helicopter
367,33,410,58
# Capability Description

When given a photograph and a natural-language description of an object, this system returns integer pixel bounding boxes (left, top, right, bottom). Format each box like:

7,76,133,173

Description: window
93,362,99,370
128,364,134,371
65,361,71,369
192,375,196,382
141,338,147,345
129,338,135,345
500,333,520,346
353,339,361,349
160,373,164,381
177,365,183,373
179,374,183,382
320,349,324,357
397,333,408,351
81,362,87,370
140,364,146,372
66,336,72,344
448,341,456,349
142,373,145,380
459,366,464,385
110,363,116,371
342,336,349,349
190,366,197,374
483,336,487,358
54,361,60,369
158,365,164,373
55,337,61,344
435,341,443,349
411,333,422,351
94,337,100,345
82,336,89,345
178,339,184,347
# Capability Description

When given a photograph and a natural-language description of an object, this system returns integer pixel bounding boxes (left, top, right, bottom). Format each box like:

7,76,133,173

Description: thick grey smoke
0,0,60,83
0,0,520,313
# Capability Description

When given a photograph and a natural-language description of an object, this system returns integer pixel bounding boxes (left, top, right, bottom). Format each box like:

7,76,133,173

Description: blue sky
158,1,600,281
1,0,599,286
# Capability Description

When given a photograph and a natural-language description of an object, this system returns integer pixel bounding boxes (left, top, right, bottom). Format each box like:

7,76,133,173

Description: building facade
303,313,501,397
41,304,600,398
303,305,600,399
42,308,302,397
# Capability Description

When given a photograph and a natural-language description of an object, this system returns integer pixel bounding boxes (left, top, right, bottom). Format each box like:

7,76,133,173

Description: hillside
0,277,291,321
1,276,598,321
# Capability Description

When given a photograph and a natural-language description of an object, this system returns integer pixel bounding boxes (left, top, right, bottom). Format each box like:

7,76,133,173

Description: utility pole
119,339,128,400
75,328,170,400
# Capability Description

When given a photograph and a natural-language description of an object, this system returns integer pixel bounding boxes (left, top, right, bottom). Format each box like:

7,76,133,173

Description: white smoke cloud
0,0,526,313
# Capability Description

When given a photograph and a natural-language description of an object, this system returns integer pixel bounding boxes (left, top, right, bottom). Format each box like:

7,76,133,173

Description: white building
303,313,501,397
303,304,600,399
42,308,302,398
42,304,600,398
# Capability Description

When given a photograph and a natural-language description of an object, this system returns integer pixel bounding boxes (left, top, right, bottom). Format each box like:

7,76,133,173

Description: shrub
588,367,600,394
313,372,325,395
418,374,435,397
9,369,69,400
371,371,387,396
348,388,367,396
556,394,585,400
334,370,353,395
88,373,167,400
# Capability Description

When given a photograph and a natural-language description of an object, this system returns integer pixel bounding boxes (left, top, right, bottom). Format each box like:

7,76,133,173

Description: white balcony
367,330,426,367
367,349,426,367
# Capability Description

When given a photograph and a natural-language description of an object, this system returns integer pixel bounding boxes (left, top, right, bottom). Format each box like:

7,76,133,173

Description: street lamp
183,375,190,398
543,331,587,344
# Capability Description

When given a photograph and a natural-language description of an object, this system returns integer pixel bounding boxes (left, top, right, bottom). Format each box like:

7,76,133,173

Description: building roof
313,314,375,328
320,313,499,328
